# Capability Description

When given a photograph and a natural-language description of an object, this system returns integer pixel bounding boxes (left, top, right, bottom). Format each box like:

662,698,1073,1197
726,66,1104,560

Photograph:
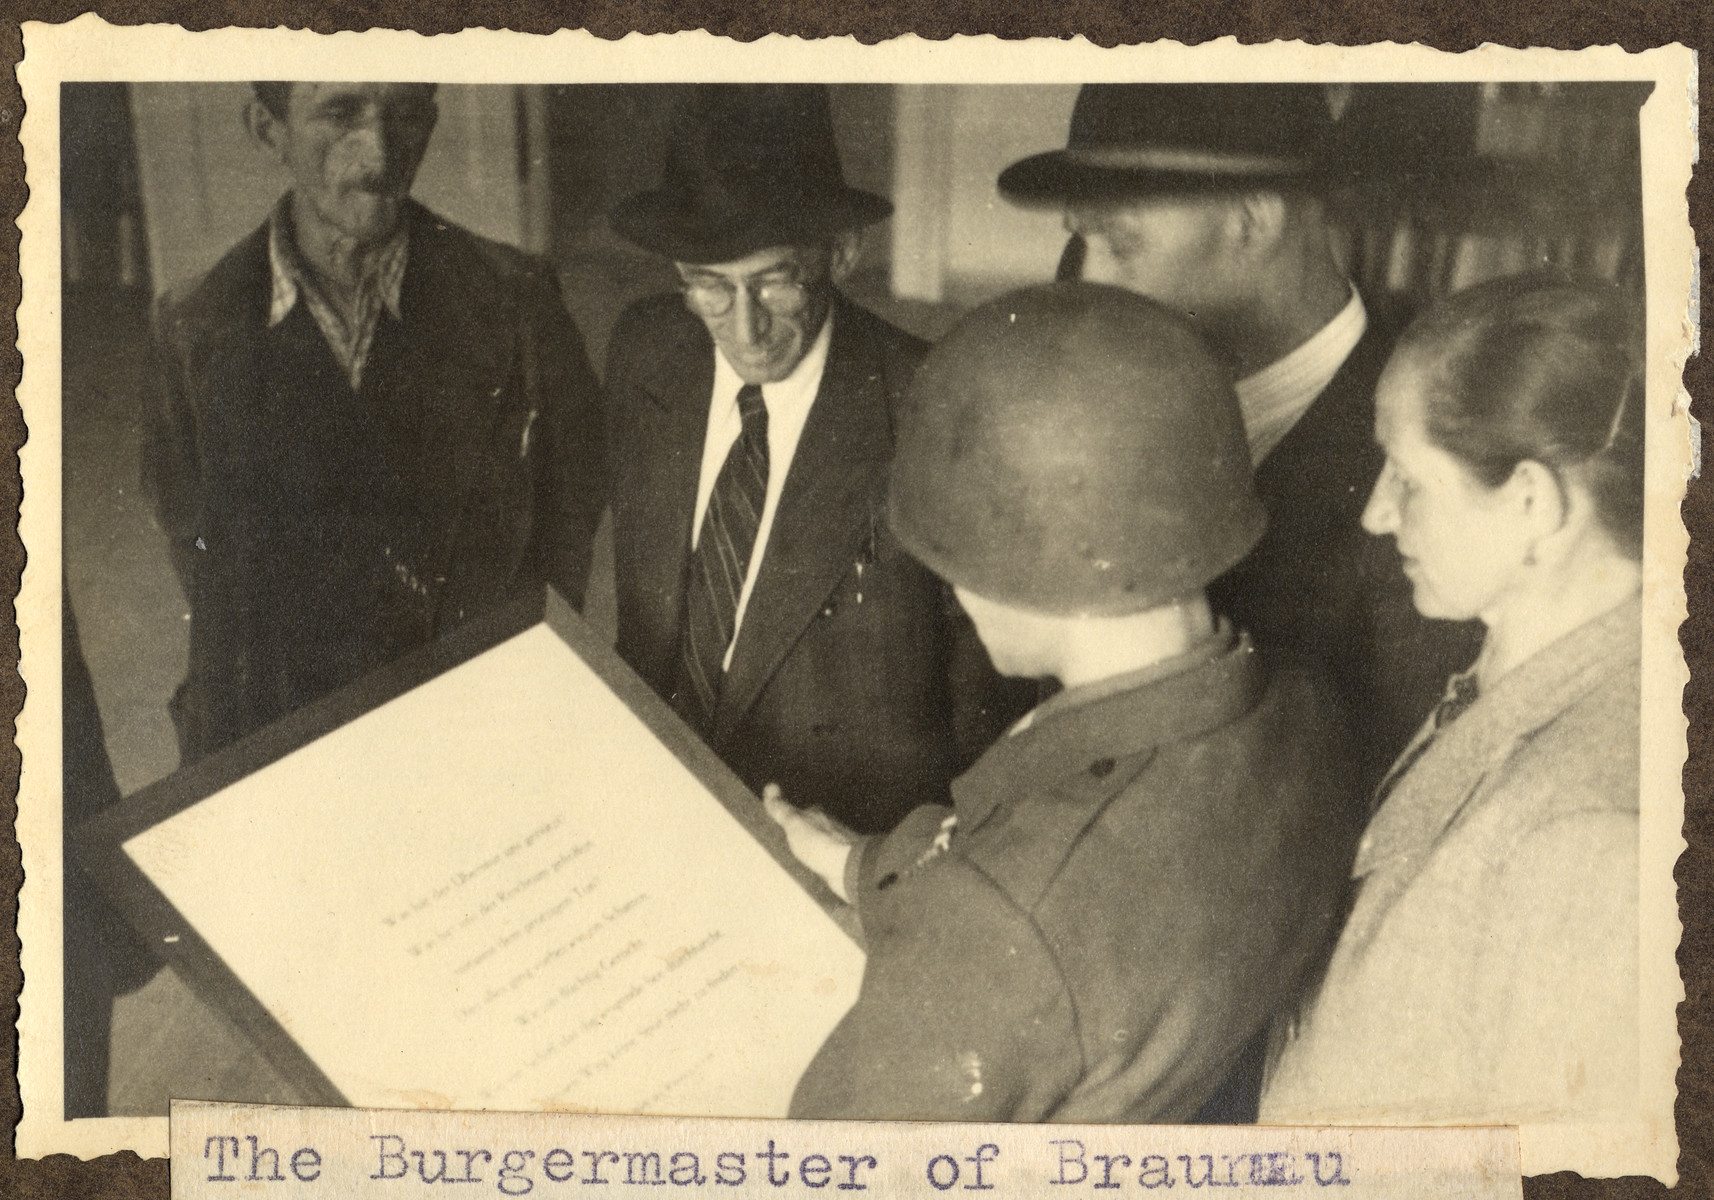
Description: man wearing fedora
1000,84,1482,790
603,85,1029,836
143,83,607,763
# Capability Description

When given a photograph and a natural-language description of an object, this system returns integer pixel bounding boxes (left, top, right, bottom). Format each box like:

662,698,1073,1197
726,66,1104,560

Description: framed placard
72,588,864,1115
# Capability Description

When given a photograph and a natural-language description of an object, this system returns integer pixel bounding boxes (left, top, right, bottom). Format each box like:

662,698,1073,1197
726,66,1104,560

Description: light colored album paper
13,16,1697,1184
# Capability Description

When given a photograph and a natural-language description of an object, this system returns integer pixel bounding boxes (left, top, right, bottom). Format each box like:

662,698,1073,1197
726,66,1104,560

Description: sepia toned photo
13,21,1695,1186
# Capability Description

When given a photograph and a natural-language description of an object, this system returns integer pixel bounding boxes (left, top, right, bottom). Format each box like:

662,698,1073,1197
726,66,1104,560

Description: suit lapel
197,228,313,506
1349,599,1641,929
1252,316,1388,516
392,203,515,471
622,310,716,679
191,225,274,427
379,204,519,583
714,304,894,737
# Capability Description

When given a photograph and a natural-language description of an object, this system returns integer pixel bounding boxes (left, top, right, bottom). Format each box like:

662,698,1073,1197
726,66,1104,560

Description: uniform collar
952,625,1267,832
1011,622,1236,732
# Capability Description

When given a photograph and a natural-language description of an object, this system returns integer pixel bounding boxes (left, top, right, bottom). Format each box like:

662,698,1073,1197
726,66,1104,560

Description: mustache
336,164,409,194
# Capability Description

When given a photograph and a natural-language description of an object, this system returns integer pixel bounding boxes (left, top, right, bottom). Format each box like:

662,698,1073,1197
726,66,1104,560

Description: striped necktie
675,383,769,733
1370,671,1481,813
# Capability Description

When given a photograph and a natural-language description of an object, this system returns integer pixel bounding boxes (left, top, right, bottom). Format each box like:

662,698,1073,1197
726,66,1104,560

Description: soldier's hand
762,784,858,903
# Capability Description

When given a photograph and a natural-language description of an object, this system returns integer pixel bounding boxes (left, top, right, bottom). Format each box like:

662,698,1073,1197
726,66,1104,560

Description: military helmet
888,282,1265,615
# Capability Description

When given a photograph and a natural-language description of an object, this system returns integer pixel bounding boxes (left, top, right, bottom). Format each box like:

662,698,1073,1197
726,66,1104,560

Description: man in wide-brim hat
1001,83,1481,792
603,84,1030,837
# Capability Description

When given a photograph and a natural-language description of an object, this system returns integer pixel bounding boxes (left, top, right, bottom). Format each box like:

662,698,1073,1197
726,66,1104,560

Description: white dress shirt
1234,288,1367,465
692,310,835,670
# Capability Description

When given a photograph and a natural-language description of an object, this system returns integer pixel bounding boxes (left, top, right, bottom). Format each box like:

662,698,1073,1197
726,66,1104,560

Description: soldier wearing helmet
769,283,1365,1123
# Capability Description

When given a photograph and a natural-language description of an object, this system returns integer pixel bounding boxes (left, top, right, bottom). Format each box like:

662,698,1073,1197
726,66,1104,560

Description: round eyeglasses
679,275,813,320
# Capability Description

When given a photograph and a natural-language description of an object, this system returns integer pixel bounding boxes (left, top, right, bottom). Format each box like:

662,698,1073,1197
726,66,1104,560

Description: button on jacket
790,631,1365,1122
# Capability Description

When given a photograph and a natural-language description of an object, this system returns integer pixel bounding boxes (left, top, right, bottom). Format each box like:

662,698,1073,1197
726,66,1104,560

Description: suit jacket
790,632,1365,1123
1261,598,1640,1123
1208,311,1485,792
143,199,606,762
603,294,1033,835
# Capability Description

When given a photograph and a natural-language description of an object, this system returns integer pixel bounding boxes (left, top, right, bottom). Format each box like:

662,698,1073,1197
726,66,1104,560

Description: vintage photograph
15,24,1693,1185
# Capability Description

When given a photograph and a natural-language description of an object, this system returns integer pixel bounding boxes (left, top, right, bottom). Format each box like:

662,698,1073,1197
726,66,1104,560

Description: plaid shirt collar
267,195,409,389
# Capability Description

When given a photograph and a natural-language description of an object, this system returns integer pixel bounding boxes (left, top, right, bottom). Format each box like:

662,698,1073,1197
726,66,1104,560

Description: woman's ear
1508,458,1570,541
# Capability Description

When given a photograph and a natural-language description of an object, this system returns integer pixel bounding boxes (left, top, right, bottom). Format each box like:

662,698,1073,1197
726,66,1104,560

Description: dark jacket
603,294,1033,835
1208,312,1484,791
789,631,1365,1123
143,199,606,763
63,589,159,1117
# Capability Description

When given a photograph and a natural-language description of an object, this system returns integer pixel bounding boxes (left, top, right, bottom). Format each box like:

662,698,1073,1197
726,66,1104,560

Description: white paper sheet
123,624,865,1116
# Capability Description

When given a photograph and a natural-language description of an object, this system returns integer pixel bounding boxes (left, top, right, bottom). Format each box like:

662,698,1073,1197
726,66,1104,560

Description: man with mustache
143,83,606,762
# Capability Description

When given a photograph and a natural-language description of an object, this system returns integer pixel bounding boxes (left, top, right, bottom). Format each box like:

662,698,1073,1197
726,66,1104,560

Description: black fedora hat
999,84,1335,207
611,85,893,264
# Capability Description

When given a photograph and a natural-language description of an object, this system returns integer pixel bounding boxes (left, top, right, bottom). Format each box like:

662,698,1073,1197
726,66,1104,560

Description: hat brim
998,150,1321,208
611,188,893,263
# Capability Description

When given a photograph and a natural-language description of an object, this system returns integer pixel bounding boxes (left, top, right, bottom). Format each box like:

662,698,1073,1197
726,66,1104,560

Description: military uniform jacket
789,631,1365,1122
603,294,1032,835
1208,312,1484,791
143,199,606,762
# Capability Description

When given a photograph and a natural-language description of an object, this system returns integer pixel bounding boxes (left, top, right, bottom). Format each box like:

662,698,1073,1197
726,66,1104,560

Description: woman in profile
1261,272,1644,1121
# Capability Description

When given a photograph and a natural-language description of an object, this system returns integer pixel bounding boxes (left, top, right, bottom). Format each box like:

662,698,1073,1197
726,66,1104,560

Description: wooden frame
70,586,857,1107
